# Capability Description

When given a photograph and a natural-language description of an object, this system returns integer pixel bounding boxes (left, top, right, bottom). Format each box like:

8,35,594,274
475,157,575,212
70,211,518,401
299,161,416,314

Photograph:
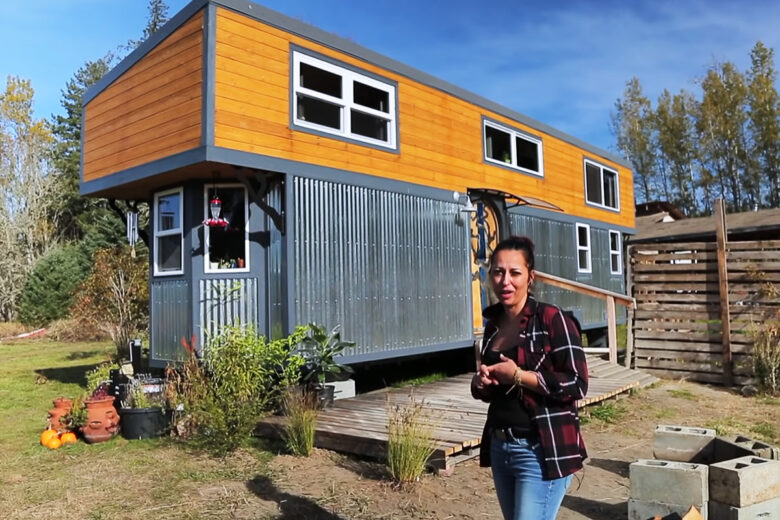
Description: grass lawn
0,339,275,519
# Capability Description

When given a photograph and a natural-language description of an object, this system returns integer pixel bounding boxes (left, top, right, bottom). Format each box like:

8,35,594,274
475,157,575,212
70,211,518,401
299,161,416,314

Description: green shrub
386,394,437,483
282,387,318,456
17,243,90,327
184,325,307,456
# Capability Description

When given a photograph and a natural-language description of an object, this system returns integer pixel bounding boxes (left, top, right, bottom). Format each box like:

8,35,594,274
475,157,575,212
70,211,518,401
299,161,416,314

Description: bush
47,318,106,343
386,394,438,483
282,387,318,456
17,244,90,327
70,246,149,357
175,325,307,456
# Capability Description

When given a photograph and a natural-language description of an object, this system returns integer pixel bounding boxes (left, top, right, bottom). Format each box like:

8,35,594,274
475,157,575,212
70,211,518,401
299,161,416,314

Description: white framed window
584,159,619,211
292,51,397,149
576,223,591,273
609,230,622,275
204,184,249,274
154,187,184,276
484,120,543,176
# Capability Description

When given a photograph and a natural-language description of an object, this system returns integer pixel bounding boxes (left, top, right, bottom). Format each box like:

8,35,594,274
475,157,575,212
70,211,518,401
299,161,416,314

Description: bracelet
513,367,523,387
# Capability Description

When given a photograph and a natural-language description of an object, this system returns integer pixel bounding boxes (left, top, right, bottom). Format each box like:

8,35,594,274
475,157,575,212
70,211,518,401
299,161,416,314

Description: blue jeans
490,434,573,520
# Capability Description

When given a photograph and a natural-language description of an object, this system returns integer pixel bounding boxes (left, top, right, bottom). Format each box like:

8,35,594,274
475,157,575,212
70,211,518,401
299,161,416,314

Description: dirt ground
238,378,779,520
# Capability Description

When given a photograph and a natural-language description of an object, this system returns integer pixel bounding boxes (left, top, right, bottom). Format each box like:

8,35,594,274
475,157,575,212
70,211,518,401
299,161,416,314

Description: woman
471,235,588,520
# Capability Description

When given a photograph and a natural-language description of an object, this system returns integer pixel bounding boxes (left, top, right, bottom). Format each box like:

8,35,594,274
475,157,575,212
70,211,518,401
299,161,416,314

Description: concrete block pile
627,424,780,520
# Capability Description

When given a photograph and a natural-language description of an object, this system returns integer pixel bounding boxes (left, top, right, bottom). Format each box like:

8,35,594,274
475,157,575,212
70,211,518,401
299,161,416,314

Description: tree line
612,41,780,217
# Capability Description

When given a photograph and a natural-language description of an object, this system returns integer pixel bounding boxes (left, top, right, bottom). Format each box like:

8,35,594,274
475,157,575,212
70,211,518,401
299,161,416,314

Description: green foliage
750,421,777,442
282,387,318,456
299,323,355,384
17,243,91,326
179,325,307,456
86,361,117,394
587,401,625,424
666,388,697,401
386,394,437,484
747,269,780,394
70,246,149,356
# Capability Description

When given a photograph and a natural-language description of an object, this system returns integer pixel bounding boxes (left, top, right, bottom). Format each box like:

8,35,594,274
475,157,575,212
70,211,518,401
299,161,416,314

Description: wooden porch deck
256,355,658,474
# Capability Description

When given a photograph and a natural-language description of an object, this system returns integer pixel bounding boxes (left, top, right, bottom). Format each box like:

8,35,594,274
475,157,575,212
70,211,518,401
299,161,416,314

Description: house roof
629,207,780,244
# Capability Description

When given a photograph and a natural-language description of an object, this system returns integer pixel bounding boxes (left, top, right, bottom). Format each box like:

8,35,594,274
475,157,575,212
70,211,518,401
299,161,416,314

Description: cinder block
329,379,355,400
726,435,780,460
709,495,780,520
654,425,716,463
630,459,709,506
712,437,754,464
628,498,708,520
709,456,780,507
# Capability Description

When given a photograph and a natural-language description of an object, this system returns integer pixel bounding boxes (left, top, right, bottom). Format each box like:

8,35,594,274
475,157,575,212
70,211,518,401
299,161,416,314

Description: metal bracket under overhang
235,167,285,234
466,188,563,212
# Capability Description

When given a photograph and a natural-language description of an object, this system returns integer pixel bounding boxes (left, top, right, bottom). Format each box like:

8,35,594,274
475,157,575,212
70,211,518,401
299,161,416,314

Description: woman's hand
473,364,497,388
484,353,519,386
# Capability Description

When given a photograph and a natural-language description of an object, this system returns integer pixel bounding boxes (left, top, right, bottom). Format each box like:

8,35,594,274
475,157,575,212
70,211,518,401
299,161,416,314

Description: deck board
255,355,658,473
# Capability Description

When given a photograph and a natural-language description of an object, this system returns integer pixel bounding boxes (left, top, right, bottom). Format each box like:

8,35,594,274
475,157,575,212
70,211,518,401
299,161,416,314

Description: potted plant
118,379,172,440
298,323,355,408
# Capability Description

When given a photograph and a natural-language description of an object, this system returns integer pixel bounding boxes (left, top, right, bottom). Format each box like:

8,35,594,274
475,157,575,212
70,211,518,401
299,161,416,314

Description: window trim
153,187,184,277
483,118,544,177
575,223,592,274
291,49,398,150
609,230,622,275
203,183,250,274
583,158,620,212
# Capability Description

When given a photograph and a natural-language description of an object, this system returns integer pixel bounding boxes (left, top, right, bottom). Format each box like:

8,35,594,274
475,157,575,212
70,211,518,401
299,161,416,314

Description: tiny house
80,0,635,367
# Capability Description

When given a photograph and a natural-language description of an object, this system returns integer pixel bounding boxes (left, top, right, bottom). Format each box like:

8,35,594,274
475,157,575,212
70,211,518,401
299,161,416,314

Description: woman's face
490,249,533,311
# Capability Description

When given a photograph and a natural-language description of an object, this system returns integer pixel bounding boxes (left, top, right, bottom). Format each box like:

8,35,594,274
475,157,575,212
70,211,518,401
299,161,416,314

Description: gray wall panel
294,177,472,360
151,280,191,362
199,277,259,347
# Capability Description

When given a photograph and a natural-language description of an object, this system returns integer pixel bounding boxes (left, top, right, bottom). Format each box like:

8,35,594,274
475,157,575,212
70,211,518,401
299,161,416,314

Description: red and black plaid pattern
479,296,589,479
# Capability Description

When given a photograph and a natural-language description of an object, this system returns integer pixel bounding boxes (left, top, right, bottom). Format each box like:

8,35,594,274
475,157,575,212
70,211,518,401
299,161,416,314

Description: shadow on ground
562,495,627,520
332,452,388,482
587,457,631,478
35,363,96,387
247,474,346,519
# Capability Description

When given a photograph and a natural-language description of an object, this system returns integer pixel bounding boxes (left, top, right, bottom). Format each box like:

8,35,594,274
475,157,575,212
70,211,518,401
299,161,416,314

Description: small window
576,223,591,273
204,185,249,273
293,51,397,149
484,120,543,176
609,230,622,275
584,159,619,210
154,188,183,276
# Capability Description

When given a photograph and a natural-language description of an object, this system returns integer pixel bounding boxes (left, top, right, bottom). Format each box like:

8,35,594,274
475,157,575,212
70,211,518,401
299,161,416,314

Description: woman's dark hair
490,235,535,271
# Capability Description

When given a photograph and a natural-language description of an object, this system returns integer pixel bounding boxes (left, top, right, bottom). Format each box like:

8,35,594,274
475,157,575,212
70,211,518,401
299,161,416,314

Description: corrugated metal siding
508,212,626,328
199,277,259,348
267,183,285,340
151,279,191,362
294,177,472,357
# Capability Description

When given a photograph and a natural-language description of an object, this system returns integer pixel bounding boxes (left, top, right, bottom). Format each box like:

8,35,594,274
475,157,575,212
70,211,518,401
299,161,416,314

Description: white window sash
153,187,184,277
483,121,543,177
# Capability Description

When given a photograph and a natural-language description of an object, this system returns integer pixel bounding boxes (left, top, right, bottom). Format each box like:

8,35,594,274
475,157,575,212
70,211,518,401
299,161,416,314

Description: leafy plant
587,402,625,424
386,394,438,484
85,361,117,394
282,386,319,456
298,323,355,384
746,267,780,394
62,395,88,430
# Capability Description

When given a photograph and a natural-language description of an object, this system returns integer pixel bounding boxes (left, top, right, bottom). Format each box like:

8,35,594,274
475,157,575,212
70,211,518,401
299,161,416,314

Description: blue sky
2,0,780,153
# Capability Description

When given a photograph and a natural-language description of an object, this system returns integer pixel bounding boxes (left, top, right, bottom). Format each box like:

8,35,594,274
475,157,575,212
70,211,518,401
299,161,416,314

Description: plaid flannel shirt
477,295,589,479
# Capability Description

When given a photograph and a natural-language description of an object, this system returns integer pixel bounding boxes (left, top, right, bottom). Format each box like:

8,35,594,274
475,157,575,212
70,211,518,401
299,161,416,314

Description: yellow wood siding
82,11,205,182
213,7,633,227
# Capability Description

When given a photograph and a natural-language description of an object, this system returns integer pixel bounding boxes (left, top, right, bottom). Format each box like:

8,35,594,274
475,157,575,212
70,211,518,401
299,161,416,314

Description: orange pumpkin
40,428,58,446
59,431,77,445
46,436,62,450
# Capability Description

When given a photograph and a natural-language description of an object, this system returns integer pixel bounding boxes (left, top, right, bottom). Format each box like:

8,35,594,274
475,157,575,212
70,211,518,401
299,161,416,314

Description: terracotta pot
48,397,73,431
81,396,120,443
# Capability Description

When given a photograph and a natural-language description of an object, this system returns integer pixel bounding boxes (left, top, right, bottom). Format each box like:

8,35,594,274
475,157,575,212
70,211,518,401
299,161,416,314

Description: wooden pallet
256,355,659,474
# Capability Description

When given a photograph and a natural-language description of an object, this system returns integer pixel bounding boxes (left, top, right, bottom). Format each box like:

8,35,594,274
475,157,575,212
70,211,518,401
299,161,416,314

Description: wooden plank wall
82,10,204,182
630,239,780,385
212,7,633,230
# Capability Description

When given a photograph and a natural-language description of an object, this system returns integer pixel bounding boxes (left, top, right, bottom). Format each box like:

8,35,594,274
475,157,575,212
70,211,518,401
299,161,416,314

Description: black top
482,343,532,430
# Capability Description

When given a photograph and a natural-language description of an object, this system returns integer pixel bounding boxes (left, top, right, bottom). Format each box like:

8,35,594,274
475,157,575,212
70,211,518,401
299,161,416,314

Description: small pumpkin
46,436,62,450
40,428,58,446
59,431,77,445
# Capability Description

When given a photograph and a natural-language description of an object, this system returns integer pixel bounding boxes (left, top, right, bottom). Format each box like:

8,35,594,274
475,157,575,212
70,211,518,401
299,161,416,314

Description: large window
609,230,622,275
576,223,591,273
585,159,619,210
204,185,249,273
154,188,183,276
484,120,543,176
292,51,397,149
